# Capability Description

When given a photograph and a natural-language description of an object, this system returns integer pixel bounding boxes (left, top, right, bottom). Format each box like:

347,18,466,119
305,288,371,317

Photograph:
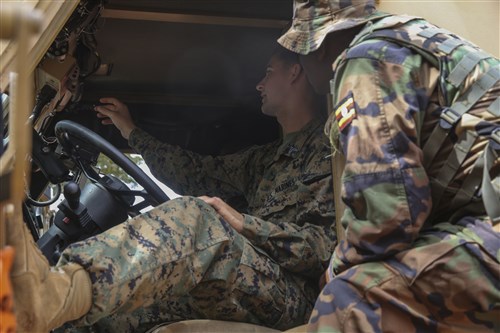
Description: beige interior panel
379,0,499,57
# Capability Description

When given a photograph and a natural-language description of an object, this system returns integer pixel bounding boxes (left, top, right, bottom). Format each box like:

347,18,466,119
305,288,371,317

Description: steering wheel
55,120,170,211
35,120,170,264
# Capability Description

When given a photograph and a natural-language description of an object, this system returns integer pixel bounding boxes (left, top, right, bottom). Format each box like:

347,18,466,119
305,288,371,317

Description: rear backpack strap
449,148,485,213
416,27,452,39
430,129,477,210
482,129,500,224
446,51,491,87
423,65,500,169
438,37,465,54
487,97,500,117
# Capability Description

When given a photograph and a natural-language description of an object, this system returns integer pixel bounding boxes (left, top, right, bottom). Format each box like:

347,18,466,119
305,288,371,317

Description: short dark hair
272,45,299,66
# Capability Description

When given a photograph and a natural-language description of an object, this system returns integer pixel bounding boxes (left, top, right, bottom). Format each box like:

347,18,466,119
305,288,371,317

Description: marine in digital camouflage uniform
59,119,335,333
278,0,500,332
9,47,336,333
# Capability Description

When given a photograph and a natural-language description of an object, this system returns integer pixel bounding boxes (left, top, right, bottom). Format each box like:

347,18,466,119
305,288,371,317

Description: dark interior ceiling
104,0,292,19
72,0,292,154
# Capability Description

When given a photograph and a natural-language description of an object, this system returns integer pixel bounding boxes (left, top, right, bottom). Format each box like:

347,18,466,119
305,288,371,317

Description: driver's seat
146,320,307,333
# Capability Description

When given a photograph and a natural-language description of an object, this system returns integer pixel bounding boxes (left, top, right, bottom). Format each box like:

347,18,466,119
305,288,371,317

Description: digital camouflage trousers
309,216,500,333
54,196,315,333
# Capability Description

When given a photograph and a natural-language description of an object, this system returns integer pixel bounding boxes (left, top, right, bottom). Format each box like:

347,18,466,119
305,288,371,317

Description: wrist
123,125,136,140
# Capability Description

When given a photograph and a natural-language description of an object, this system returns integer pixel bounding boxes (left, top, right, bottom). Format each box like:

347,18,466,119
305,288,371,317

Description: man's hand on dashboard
94,97,136,140
199,196,244,233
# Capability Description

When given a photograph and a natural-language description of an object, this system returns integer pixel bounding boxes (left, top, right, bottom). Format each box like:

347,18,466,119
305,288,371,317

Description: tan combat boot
4,203,92,333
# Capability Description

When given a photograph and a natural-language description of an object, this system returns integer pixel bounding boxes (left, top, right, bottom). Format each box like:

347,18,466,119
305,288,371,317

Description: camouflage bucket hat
278,0,390,55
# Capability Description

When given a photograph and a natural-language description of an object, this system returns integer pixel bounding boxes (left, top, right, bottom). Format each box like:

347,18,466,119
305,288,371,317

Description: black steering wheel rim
55,120,169,206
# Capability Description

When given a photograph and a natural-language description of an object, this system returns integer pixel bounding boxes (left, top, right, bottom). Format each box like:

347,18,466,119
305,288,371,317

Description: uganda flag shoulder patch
335,94,356,131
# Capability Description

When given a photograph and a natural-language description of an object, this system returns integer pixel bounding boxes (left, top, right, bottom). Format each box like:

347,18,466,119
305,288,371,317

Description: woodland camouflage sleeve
329,42,433,274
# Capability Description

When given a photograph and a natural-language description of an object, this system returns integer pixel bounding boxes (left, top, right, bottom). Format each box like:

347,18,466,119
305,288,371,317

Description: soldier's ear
290,63,303,83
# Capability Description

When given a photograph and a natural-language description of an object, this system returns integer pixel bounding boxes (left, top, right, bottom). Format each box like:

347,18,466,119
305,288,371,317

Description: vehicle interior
38,0,289,155
0,0,498,332
0,3,299,331
2,0,293,262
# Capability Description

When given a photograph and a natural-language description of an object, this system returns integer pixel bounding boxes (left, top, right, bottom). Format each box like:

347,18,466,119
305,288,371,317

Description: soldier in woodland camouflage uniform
8,47,335,333
278,0,500,332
